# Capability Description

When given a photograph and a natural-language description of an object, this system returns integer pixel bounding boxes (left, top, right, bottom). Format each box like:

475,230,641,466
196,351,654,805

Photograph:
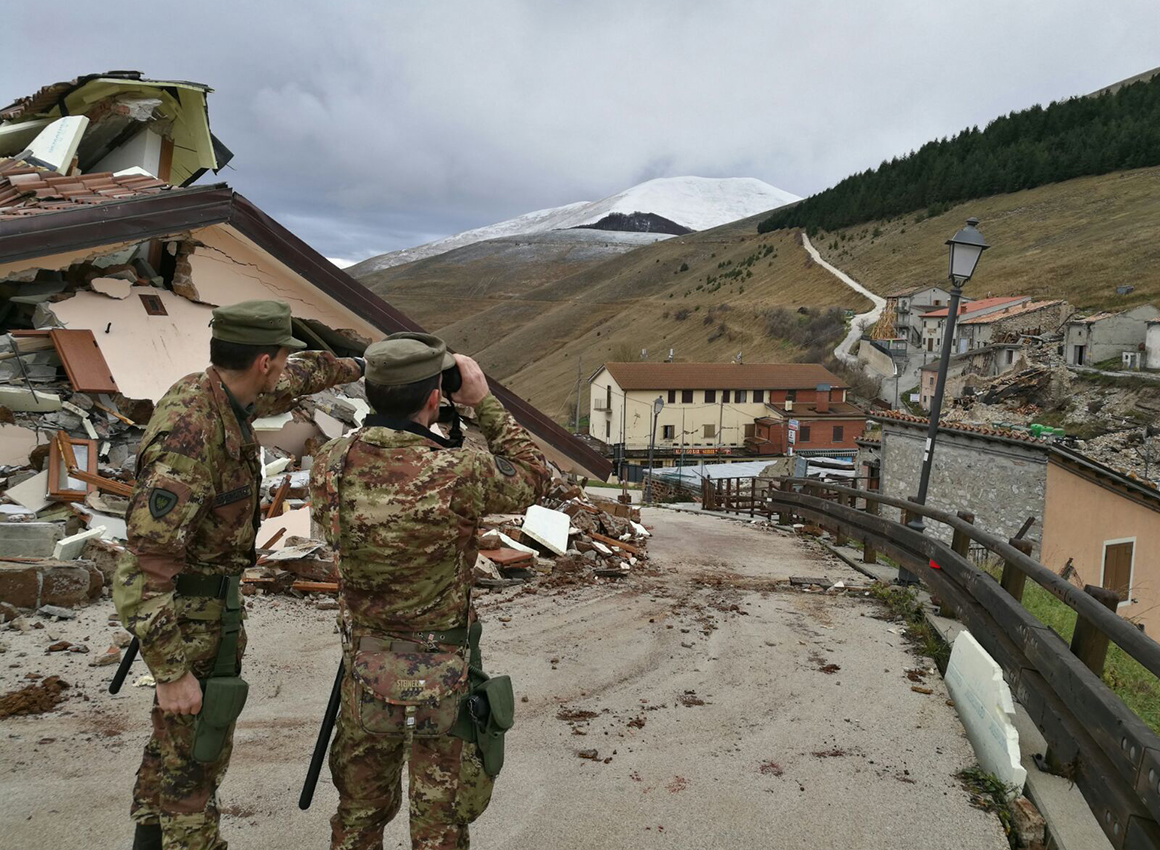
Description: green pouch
472,674,515,777
192,676,249,763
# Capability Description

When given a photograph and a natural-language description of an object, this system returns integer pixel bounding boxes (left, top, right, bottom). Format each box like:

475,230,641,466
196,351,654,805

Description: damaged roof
0,158,169,218
0,71,230,187
0,183,611,479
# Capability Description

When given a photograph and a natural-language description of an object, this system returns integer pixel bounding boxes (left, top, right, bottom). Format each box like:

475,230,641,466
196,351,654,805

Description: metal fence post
750,477,756,519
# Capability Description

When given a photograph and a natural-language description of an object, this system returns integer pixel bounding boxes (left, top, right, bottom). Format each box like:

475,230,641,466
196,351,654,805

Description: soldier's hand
157,671,203,715
450,354,489,407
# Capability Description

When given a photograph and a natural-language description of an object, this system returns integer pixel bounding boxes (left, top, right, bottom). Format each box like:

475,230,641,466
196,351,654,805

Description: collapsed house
0,71,628,616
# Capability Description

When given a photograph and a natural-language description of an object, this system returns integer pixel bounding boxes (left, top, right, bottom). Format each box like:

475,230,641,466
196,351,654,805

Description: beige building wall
589,369,769,450
1041,460,1160,634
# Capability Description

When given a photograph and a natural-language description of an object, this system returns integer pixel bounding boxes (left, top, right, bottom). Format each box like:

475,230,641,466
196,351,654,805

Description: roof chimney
640,348,648,360
815,383,831,413
666,348,674,362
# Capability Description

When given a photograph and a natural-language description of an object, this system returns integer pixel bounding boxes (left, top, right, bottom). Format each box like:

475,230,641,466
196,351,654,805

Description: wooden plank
266,478,291,520
48,329,118,394
92,401,136,426
292,580,338,593
589,531,641,556
259,527,287,550
1000,538,1033,602
68,469,134,498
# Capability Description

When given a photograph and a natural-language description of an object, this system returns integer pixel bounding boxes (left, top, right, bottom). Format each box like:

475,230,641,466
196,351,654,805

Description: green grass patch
959,766,1020,847
869,582,950,668
980,561,1160,733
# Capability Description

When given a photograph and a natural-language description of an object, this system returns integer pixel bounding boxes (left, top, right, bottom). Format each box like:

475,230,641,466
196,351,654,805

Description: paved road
0,509,1006,849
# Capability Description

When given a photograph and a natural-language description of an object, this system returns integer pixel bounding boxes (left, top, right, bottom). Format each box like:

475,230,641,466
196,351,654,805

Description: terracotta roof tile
602,361,848,391
923,296,1027,319
0,157,173,220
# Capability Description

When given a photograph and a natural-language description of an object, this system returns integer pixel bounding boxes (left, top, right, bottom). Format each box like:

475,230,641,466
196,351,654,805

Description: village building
953,299,1070,351
588,362,866,475
1064,304,1159,367
884,284,967,345
871,411,1160,634
920,296,1030,353
917,343,1027,410
1147,318,1160,370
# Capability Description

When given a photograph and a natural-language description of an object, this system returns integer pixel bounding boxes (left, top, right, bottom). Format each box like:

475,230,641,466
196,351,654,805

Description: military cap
210,300,306,350
364,332,455,386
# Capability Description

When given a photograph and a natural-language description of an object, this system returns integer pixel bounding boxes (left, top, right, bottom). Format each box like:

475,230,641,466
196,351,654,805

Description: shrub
673,308,690,321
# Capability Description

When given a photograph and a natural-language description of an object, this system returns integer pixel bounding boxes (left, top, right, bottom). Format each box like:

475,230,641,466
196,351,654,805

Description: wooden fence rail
703,474,1160,850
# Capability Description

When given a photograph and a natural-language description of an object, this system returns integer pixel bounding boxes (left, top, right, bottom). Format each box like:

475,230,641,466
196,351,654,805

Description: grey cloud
6,0,1160,259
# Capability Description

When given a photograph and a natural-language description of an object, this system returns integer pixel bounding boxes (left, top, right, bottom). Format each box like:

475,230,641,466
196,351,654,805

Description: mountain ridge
348,176,800,276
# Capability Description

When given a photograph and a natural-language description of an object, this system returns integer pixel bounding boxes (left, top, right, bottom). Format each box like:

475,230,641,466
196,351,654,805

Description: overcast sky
7,2,1159,263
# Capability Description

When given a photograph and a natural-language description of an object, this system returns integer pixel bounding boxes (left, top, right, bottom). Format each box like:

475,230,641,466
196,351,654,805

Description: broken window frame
48,430,97,501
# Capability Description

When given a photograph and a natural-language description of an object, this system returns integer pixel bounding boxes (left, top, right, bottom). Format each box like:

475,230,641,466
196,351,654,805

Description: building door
1102,540,1134,602
1073,345,1085,366
927,337,934,352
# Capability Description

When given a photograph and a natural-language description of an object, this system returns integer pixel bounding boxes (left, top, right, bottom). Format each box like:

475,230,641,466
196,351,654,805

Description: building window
833,425,844,442
722,390,731,403
662,425,674,440
1103,540,1135,603
744,423,756,438
681,389,693,403
704,389,716,403
605,421,611,438
799,425,811,443
139,293,168,316
703,424,716,438
786,389,796,402
668,389,676,403
606,384,612,408
735,390,747,402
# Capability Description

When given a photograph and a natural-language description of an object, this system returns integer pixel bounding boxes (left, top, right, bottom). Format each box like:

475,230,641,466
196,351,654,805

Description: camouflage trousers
132,621,247,850
329,672,494,850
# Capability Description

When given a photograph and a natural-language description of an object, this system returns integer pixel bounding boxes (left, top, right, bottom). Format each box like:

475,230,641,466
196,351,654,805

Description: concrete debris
521,505,571,556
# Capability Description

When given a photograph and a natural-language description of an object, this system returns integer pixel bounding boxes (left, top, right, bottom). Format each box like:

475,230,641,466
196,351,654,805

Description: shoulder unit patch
148,488,180,519
495,457,517,477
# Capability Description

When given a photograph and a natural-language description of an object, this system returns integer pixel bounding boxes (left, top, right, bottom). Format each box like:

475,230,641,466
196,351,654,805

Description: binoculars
442,362,463,395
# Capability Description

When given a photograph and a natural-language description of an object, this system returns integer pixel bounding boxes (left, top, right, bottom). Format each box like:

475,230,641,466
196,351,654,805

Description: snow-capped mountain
348,176,800,276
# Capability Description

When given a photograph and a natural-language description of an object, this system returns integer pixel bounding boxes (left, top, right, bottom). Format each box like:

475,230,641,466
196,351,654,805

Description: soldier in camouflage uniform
309,333,549,850
114,300,364,850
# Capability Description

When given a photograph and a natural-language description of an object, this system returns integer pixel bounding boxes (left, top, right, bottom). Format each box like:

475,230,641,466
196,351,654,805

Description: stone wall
880,423,1047,555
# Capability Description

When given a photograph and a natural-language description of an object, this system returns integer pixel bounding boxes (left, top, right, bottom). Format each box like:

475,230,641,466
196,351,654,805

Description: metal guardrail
703,474,1160,849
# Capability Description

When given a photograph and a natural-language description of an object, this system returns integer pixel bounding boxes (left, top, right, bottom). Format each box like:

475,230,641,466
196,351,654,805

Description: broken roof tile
0,157,174,220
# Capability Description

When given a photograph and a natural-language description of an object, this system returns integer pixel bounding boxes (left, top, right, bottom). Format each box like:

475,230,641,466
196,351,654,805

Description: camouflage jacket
115,352,362,683
310,394,549,638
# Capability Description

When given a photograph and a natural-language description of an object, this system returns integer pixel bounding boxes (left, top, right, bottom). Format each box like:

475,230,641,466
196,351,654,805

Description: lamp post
645,395,664,505
902,218,989,576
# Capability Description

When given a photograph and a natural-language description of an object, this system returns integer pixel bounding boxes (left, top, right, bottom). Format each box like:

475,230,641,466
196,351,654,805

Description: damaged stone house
869,411,1160,634
0,72,611,608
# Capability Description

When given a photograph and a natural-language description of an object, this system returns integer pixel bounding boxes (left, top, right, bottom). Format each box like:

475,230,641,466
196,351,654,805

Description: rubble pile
473,480,650,589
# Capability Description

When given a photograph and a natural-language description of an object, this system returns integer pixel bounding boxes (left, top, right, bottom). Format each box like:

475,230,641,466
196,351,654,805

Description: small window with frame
48,431,97,501
139,293,168,316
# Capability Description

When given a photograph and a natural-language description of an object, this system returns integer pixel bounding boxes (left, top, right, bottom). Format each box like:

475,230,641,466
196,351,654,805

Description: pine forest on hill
759,73,1160,235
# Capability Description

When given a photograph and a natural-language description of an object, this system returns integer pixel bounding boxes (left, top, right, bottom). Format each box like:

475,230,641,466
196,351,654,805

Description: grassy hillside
811,166,1160,312
355,214,872,422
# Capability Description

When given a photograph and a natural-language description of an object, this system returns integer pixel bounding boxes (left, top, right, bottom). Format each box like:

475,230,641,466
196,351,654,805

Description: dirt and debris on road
0,675,70,718
0,507,1007,849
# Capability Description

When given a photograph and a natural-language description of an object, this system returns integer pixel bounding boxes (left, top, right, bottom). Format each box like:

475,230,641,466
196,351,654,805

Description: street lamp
903,218,990,575
645,396,664,505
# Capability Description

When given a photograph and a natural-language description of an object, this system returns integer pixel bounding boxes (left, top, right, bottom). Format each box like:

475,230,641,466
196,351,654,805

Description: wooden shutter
49,329,118,394
1103,542,1134,602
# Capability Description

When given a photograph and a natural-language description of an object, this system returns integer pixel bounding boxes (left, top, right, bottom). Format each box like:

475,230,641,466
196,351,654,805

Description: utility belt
344,619,514,777
175,573,249,764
